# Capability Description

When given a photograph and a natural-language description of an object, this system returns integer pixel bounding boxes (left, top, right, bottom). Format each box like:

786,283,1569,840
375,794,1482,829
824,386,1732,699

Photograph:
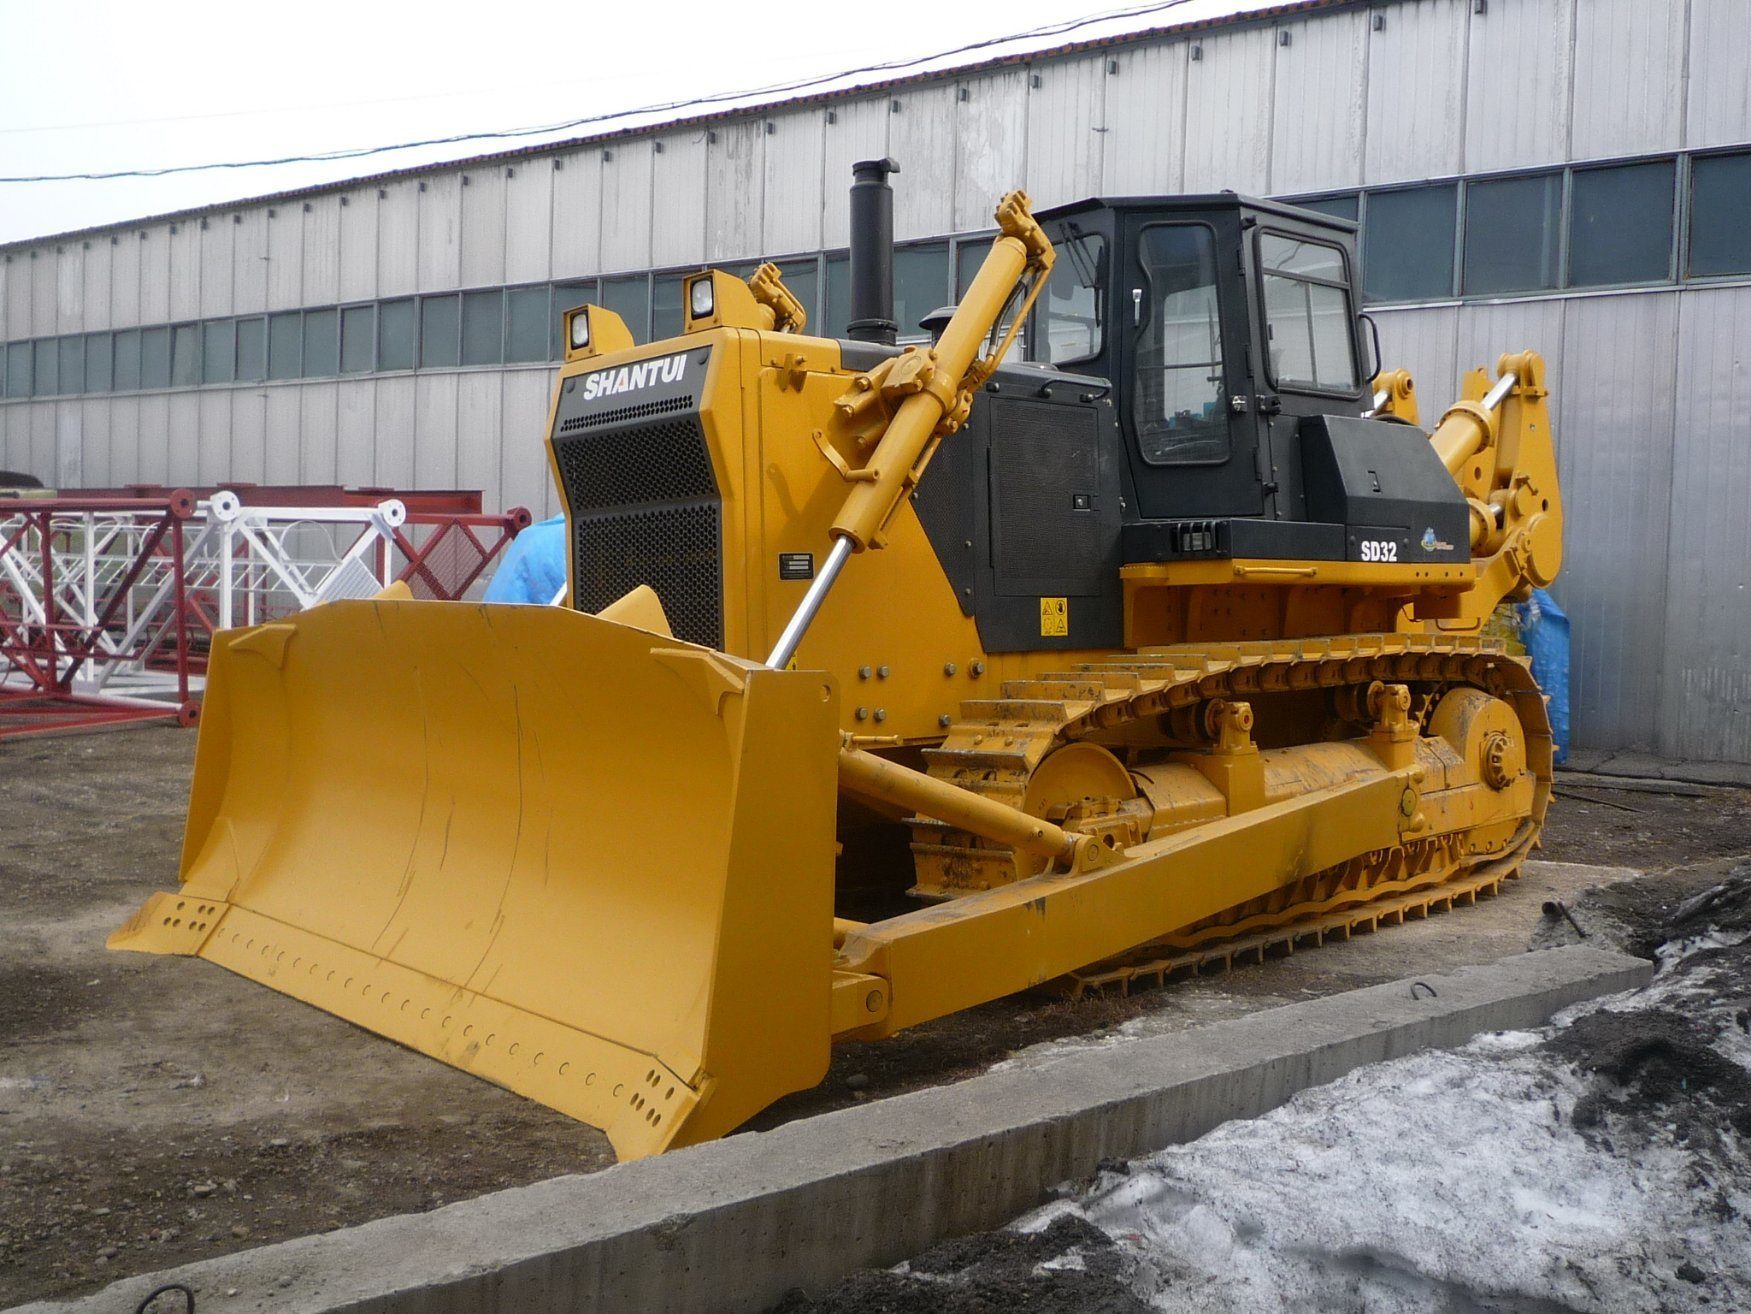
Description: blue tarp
482,514,567,604
1517,588,1571,765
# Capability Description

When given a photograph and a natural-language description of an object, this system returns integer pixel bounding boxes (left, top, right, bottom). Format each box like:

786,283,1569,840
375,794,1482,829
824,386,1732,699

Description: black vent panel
551,407,723,649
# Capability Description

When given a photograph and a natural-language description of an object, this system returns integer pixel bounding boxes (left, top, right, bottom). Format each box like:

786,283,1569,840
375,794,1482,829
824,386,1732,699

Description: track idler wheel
1430,686,1527,792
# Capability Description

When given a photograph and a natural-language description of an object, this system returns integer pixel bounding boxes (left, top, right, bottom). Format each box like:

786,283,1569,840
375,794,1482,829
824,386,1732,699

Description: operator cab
1020,194,1464,570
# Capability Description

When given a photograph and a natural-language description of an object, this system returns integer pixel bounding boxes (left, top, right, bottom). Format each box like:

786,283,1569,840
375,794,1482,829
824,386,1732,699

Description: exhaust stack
847,158,899,345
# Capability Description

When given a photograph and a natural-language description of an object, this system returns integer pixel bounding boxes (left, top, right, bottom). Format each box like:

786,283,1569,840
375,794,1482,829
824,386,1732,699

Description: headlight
568,312,590,349
689,277,714,319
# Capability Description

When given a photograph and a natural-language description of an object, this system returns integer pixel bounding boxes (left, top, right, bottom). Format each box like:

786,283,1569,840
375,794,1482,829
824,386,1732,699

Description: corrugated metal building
2,0,1748,762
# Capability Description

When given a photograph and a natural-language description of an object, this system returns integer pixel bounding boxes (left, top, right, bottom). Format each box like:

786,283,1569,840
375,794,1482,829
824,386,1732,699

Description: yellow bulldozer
114,160,1563,1160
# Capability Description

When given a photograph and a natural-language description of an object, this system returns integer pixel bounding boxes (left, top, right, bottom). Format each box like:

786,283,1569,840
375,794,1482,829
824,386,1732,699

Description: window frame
1252,227,1364,400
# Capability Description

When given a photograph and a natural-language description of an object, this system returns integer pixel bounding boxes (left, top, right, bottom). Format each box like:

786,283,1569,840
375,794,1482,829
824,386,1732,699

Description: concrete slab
15,945,1651,1314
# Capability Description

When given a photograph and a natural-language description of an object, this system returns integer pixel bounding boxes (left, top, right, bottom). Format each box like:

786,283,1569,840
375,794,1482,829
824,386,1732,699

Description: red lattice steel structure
0,486,529,740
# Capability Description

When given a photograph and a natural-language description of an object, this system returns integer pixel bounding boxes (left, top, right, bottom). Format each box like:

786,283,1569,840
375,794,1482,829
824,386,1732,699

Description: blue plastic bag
1516,588,1570,764
483,514,567,605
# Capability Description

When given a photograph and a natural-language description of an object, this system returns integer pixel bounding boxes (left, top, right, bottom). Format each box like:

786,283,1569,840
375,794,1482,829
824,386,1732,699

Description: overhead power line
0,0,1220,185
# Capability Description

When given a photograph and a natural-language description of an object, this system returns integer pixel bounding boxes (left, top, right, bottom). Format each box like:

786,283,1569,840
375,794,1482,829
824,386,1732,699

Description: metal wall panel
888,85,956,240
503,162,554,285
54,405,82,486
705,120,766,262
457,370,505,513
651,130,709,267
265,208,304,312
1271,11,1368,194
302,195,342,307
377,180,420,298
1102,41,1186,195
56,244,84,333
763,110,826,257
416,173,463,292
1182,25,1275,194
263,387,302,484
1686,0,1751,149
167,391,199,483
550,150,603,278
26,405,53,484
80,399,112,487
822,99,889,248
1664,287,1751,762
460,168,508,289
1572,0,1682,160
231,211,268,315
0,258,9,341
1371,303,1461,410
139,230,171,325
500,370,556,519
600,139,654,273
137,393,170,484
108,395,142,485
413,373,460,487
337,189,378,303
199,217,234,317
1464,0,1571,173
229,389,266,484
168,220,201,321
335,378,376,488
954,69,1029,231
197,389,231,484
80,238,112,331
298,381,338,483
1023,56,1105,212
1554,292,1677,752
31,248,60,335
373,376,416,488
1366,0,1467,183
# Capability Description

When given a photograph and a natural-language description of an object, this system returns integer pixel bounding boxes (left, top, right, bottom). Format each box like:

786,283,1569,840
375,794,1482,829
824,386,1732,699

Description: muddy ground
1,725,1747,1306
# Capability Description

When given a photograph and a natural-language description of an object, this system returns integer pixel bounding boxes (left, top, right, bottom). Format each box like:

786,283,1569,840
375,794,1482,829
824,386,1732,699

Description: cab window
1135,223,1228,465
1258,232,1359,394
1035,230,1105,364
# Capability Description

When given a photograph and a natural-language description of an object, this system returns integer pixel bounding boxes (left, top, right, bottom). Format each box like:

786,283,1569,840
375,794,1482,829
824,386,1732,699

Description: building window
778,259,819,326
340,304,375,374
267,312,302,380
171,324,200,387
505,286,549,363
548,281,595,359
460,289,504,365
420,294,460,368
599,276,649,338
202,321,234,384
1463,173,1561,295
651,274,684,339
302,308,340,377
1568,160,1674,287
377,299,415,371
4,341,29,398
236,317,267,381
84,333,113,393
894,243,949,343
1363,184,1457,302
58,336,86,396
140,326,172,390
32,337,58,396
1258,232,1357,394
1293,193,1360,223
113,330,142,391
1688,150,1751,278
823,252,850,337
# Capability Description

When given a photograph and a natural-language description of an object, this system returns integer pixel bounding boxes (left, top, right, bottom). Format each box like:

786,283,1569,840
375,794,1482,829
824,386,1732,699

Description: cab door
1117,210,1265,520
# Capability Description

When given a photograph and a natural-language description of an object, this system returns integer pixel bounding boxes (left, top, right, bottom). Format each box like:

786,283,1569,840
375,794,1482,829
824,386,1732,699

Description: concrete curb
15,945,1651,1314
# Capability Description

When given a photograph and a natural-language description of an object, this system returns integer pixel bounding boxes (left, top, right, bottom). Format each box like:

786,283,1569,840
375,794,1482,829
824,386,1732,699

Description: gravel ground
2,725,1746,1306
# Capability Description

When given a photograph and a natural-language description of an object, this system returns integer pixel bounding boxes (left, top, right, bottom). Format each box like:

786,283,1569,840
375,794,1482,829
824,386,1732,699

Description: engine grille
551,409,724,649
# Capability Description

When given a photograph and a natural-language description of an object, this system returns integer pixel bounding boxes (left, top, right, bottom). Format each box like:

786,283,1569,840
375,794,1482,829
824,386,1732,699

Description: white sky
0,0,1261,246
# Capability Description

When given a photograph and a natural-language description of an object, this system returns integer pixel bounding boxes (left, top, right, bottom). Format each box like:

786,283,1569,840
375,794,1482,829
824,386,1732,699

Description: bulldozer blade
110,598,842,1159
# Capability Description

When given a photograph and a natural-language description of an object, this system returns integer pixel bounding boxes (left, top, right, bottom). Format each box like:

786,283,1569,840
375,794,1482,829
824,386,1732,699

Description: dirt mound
768,1215,1148,1314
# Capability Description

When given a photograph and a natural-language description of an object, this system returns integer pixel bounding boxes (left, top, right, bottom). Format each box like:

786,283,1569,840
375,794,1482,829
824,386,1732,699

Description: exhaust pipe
847,158,899,345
